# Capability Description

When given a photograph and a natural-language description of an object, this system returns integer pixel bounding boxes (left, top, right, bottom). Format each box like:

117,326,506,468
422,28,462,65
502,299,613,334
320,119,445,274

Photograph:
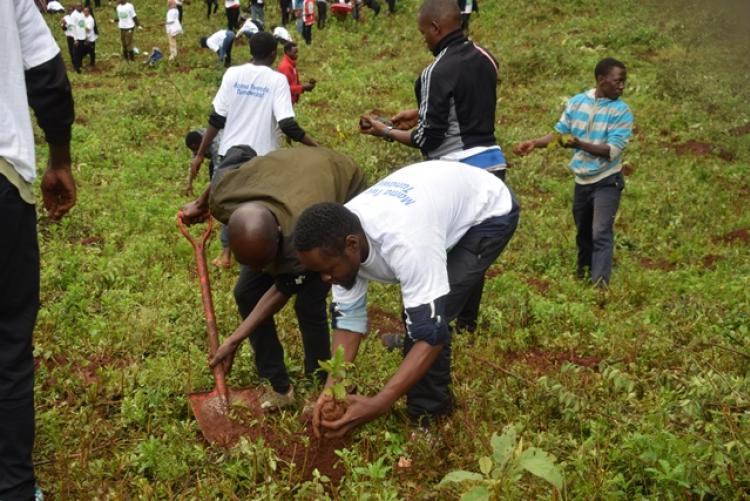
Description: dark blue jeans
234,267,330,394
572,171,624,286
404,196,520,422
0,174,38,500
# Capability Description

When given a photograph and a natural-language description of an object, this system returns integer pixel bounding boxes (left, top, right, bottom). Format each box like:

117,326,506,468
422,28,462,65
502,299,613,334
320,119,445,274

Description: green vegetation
34,0,749,498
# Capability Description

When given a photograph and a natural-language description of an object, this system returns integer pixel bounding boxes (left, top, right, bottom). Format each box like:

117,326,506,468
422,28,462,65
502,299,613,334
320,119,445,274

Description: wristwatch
383,126,394,142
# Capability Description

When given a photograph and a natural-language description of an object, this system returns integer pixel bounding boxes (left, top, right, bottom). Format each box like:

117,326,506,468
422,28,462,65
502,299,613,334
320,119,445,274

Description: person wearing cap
272,24,293,44
277,41,315,105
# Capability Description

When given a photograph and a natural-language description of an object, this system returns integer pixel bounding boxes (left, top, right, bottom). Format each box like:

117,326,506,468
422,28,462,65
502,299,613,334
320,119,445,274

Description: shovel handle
177,212,230,401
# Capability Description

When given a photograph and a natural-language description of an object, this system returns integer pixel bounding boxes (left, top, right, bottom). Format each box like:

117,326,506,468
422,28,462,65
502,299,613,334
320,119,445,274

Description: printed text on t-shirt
364,181,416,206
233,82,270,98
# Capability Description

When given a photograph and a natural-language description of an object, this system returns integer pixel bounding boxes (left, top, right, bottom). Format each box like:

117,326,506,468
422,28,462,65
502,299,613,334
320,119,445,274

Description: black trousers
316,1,326,28
65,36,75,68
0,174,39,500
234,267,331,394
206,0,219,18
302,24,312,45
279,0,291,25
386,0,395,13
84,41,96,66
404,196,520,421
226,6,240,30
456,168,507,332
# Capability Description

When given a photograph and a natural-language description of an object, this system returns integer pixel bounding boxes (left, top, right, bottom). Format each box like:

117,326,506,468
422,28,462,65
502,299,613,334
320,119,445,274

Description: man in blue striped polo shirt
514,58,633,287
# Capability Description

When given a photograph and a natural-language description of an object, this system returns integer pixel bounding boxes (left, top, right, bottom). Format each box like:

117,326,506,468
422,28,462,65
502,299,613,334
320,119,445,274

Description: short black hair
595,57,626,78
250,32,277,59
293,203,363,255
283,41,297,54
199,36,208,48
185,130,203,148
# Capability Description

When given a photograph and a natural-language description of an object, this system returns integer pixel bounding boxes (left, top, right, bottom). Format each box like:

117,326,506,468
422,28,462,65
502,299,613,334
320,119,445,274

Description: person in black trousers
1,1,76,498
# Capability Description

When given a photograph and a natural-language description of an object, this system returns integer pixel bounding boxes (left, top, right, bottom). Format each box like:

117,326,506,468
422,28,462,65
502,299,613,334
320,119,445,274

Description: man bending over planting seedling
514,58,633,288
293,161,519,436
181,146,367,410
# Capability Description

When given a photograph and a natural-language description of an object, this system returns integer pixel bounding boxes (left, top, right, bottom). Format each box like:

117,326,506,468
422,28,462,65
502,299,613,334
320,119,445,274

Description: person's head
293,203,366,289
594,57,627,100
250,32,278,64
83,7,90,16
168,0,177,8
228,203,282,271
417,0,461,51
199,36,208,48
184,130,203,154
118,0,127,5
75,3,83,11
283,42,298,59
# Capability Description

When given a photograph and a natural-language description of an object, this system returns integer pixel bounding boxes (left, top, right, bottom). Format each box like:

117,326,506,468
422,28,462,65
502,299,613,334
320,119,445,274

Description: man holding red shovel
181,146,366,410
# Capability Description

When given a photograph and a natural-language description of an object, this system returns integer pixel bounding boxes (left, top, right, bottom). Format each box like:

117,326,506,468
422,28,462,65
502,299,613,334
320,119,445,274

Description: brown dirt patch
485,266,503,279
714,228,749,245
502,348,601,374
174,66,192,74
525,277,550,294
640,257,675,270
671,140,734,161
701,254,722,269
188,389,350,484
729,123,750,136
80,235,104,246
369,305,402,335
621,163,636,176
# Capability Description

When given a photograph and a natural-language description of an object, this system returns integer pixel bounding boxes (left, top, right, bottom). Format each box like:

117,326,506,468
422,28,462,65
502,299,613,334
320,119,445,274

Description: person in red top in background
277,41,316,104
302,0,315,45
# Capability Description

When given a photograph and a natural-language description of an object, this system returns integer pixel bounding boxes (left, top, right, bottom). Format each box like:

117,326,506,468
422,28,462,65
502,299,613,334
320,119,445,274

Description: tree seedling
318,345,353,421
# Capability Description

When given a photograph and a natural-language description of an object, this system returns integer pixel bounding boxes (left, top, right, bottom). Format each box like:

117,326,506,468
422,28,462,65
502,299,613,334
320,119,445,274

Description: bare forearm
531,133,556,148
226,285,290,345
375,341,443,408
48,143,72,170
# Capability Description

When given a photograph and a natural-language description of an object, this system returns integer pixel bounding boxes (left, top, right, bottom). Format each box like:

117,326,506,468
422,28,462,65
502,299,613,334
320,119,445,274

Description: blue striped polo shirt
555,89,633,184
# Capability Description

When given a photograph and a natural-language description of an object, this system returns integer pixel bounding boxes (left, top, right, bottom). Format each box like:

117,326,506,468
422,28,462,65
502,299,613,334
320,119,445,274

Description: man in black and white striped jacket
359,0,506,334
360,0,504,179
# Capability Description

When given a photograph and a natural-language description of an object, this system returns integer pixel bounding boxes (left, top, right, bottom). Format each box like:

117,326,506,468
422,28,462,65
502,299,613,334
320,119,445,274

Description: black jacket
410,30,498,158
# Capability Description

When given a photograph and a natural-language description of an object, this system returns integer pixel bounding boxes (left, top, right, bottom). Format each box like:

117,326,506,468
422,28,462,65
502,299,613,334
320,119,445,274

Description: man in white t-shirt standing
115,0,139,61
83,6,97,66
189,32,318,185
71,4,87,73
1,0,76,498
294,161,519,436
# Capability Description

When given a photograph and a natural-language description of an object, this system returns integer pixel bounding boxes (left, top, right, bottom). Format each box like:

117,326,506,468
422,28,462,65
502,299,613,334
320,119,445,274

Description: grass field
32,0,750,498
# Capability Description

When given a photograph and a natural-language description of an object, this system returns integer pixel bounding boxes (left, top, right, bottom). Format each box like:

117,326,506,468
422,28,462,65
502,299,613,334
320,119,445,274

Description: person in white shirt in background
1,1,76,497
61,6,77,65
225,0,241,30
165,0,183,61
83,6,97,66
114,0,140,61
200,29,236,68
69,3,86,73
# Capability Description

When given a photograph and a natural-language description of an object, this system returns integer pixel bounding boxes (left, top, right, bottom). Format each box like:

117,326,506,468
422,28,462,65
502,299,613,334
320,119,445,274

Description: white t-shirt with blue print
212,63,295,156
332,161,514,334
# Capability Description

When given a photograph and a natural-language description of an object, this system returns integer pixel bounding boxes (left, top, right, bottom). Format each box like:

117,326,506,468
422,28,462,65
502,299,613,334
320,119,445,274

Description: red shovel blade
188,386,264,447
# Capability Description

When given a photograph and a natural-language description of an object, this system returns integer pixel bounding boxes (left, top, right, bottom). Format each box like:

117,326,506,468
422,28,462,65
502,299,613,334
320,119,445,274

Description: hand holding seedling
315,393,388,439
359,114,386,136
390,109,419,130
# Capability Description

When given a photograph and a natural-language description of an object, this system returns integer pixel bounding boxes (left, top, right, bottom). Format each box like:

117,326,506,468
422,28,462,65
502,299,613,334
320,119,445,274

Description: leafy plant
318,345,354,421
440,425,563,499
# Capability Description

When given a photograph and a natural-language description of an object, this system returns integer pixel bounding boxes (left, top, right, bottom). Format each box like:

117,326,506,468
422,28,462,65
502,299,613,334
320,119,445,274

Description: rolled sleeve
606,109,633,159
331,294,368,334
404,296,450,346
